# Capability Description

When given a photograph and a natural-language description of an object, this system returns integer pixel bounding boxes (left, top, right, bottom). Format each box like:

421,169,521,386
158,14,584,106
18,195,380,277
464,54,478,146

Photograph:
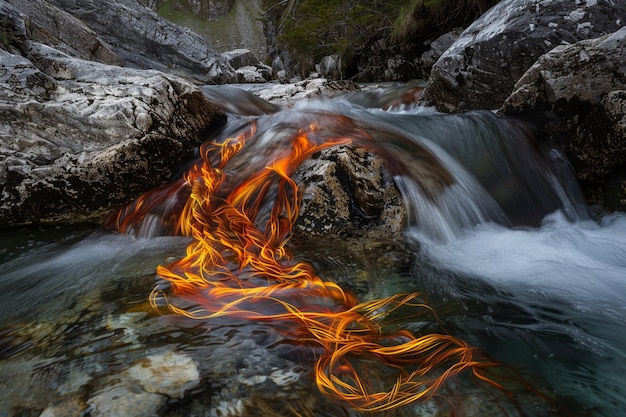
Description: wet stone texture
292,145,406,242
501,27,626,210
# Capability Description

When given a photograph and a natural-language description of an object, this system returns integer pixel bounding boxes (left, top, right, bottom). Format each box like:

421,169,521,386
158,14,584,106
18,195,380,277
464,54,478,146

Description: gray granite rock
0,43,226,226
501,27,626,210
43,0,237,83
422,0,626,112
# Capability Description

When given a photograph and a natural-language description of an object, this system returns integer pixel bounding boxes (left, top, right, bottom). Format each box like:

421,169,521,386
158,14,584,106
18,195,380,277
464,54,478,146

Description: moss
262,0,499,78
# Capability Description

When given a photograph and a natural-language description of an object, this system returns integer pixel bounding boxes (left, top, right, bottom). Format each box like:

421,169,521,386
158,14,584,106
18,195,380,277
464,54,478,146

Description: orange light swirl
110,122,511,412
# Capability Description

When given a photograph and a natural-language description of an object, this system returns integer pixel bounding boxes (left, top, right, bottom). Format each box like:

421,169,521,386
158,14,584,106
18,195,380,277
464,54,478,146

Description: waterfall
106,85,588,242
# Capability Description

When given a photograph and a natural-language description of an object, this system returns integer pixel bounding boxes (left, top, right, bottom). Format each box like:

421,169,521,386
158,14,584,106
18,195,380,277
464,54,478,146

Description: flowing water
1,84,625,417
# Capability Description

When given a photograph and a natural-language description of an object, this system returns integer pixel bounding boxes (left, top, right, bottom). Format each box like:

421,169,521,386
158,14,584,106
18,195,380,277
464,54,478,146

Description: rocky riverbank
1,0,625,230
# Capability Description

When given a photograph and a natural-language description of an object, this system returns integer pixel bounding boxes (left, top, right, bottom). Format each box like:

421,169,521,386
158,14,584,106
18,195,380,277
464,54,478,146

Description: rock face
4,0,123,66
39,0,236,84
422,0,626,112
501,27,626,210
0,36,225,226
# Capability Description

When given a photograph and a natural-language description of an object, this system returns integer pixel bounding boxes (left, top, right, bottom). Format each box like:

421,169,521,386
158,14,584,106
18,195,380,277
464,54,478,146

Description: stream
1,84,625,417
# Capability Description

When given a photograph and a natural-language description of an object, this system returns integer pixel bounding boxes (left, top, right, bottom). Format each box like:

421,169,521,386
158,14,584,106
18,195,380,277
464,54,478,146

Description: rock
126,351,200,398
418,28,462,79
254,78,360,104
3,0,122,66
221,49,273,83
572,91,626,210
501,27,626,210
501,27,626,131
422,0,626,112
319,54,342,79
39,394,89,417
384,56,419,82
0,43,226,227
292,145,406,241
236,65,272,83
222,48,261,69
44,0,236,84
87,383,165,417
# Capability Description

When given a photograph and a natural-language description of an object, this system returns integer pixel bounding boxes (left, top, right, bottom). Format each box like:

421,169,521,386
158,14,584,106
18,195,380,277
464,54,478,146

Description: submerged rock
87,384,166,417
126,351,200,398
422,0,626,112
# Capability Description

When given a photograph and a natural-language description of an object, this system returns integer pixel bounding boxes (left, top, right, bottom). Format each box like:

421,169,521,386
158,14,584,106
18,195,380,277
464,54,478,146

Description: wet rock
126,351,200,398
501,27,626,210
422,0,626,112
255,78,360,104
0,43,226,227
43,0,236,84
292,145,406,241
39,394,89,417
88,383,166,417
572,91,626,210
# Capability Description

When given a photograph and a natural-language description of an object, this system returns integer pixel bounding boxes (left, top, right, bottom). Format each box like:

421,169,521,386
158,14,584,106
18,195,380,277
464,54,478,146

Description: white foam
415,210,626,318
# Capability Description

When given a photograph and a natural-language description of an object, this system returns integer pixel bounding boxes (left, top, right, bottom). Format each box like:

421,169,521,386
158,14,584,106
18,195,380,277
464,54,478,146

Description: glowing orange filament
107,123,508,412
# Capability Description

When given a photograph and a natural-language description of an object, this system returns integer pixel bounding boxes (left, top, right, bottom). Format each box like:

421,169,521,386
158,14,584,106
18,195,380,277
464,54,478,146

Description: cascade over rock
501,27,626,210
421,0,626,113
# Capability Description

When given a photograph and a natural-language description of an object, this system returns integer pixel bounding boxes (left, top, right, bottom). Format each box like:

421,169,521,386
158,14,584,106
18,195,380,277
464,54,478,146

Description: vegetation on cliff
261,0,498,79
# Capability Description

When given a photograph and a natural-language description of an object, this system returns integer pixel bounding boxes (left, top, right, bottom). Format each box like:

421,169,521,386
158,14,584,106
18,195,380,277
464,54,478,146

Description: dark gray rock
422,0,626,112
0,43,226,226
43,0,236,83
501,27,626,210
383,56,419,82
418,28,462,79
572,91,626,210
222,48,261,69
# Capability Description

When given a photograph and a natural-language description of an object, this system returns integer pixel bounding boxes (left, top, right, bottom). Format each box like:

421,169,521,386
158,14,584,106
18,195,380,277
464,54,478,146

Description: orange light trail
105,121,510,412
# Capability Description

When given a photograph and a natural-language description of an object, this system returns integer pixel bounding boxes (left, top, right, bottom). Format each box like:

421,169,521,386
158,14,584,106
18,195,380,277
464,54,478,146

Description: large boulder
501,27,626,210
292,145,406,242
421,0,626,112
0,41,226,226
30,0,236,84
